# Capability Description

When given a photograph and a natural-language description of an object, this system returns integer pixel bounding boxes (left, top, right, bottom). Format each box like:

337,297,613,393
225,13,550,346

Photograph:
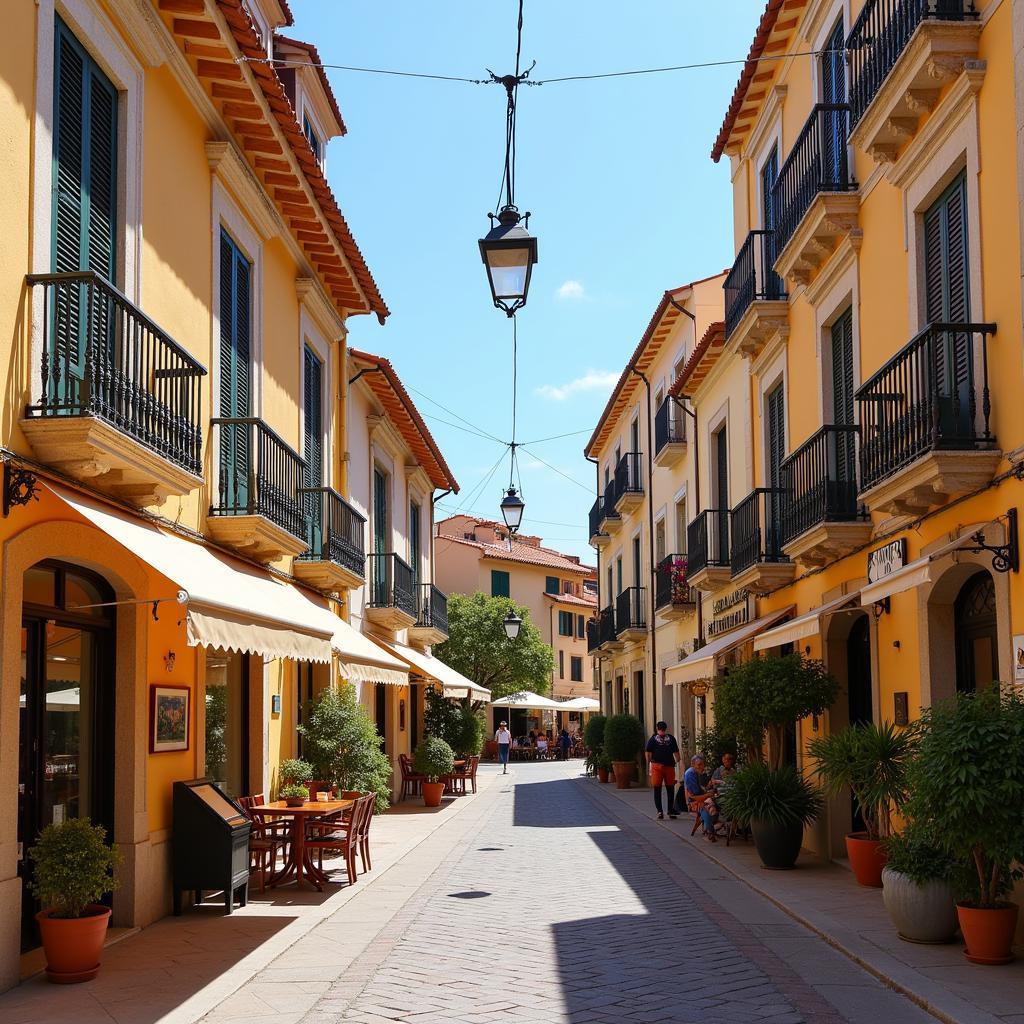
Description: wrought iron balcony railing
297,486,365,578
730,488,788,577
847,0,978,129
654,554,695,609
771,104,856,256
613,451,644,499
589,497,605,539
210,417,306,540
615,586,646,635
855,322,995,491
724,230,786,339
586,617,602,654
687,509,731,576
654,397,686,454
599,605,617,646
780,425,865,545
368,552,416,617
415,583,448,635
25,271,207,475
602,477,620,520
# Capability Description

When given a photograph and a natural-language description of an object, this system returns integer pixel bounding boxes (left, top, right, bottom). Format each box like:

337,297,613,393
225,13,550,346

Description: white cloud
556,279,585,301
535,369,619,402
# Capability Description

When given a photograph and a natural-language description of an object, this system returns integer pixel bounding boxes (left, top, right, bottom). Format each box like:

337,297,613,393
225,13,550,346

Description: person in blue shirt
674,755,719,841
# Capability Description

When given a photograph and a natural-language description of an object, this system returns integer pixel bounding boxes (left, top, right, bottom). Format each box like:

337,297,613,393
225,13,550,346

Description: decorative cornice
206,141,280,240
296,277,346,340
804,231,862,307
109,0,168,67
744,85,787,164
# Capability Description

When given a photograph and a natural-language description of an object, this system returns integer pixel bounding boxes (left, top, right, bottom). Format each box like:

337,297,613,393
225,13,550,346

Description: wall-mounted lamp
872,597,891,619
893,640,901,650
164,650,176,673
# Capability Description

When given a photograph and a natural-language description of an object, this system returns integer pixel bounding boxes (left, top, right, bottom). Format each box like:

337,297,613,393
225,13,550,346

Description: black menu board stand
172,778,252,915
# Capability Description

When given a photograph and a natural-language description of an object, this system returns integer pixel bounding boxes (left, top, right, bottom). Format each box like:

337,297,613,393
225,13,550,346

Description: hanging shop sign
707,588,750,638
867,538,906,584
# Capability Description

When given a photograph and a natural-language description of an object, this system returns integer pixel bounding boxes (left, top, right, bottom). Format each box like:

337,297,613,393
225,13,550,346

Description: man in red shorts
644,721,681,820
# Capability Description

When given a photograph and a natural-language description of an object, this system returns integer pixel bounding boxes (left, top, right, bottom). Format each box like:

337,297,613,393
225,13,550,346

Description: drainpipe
628,366,656,734
549,603,556,694
585,454,602,707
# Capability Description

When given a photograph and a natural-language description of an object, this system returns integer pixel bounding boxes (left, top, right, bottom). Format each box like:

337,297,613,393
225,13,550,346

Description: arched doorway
954,570,998,694
18,561,116,950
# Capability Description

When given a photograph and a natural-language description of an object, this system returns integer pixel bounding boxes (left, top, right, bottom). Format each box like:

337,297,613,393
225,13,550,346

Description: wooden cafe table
249,797,354,890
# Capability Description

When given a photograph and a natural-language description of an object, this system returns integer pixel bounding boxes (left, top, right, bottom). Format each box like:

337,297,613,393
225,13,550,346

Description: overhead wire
517,444,592,493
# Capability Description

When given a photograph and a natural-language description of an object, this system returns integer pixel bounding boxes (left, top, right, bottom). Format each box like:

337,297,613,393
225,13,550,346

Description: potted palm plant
29,818,121,983
603,713,645,788
809,721,917,887
414,736,455,807
722,762,822,869
881,823,958,944
904,688,1024,964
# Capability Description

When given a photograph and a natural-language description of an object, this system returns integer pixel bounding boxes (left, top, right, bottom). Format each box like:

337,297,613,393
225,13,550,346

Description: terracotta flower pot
846,833,887,887
596,767,610,784
36,905,111,984
958,902,1019,965
612,761,635,789
422,781,445,807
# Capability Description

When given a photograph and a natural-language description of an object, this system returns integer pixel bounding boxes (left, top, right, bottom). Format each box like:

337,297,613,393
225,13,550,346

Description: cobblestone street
284,762,932,1024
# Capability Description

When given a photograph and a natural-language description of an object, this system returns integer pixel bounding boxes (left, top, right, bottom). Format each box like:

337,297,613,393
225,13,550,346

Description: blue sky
287,2,766,562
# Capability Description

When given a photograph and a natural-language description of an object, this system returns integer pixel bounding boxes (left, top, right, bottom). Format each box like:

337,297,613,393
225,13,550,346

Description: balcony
615,586,647,643
686,509,731,591
730,488,795,593
772,104,859,288
654,554,696,620
653,397,687,468
588,497,611,548
847,0,982,165
366,552,417,630
599,479,622,536
208,418,308,561
723,230,788,360
586,617,602,655
780,426,872,567
408,583,449,647
856,322,999,515
598,604,623,651
22,272,206,507
293,486,366,591
613,451,644,515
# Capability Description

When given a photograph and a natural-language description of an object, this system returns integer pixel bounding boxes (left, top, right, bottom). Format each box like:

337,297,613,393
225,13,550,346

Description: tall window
820,19,848,185
831,309,856,483
491,570,510,598
761,146,783,297
303,113,322,164
558,611,573,636
219,230,253,510
576,614,585,638
570,656,584,682
632,536,642,588
559,650,565,679
409,501,421,581
545,576,559,594
205,651,248,797
615,556,623,595
675,498,688,553
767,383,786,555
303,346,323,549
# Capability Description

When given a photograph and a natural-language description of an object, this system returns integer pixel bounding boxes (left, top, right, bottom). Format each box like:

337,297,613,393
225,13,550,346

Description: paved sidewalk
595,773,1024,1024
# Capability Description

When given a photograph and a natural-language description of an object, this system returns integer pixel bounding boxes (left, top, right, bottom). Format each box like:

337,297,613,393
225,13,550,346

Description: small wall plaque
894,691,909,727
271,693,282,715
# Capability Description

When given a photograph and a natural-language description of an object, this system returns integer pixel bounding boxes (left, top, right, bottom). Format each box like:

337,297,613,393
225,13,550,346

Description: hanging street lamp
503,609,523,641
480,205,538,317
499,485,525,533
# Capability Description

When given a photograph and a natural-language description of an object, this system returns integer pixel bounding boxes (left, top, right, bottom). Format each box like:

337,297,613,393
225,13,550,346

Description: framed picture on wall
151,685,190,753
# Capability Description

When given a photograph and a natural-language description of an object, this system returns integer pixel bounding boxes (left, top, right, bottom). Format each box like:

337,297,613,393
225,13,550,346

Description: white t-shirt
495,728,511,744
537,738,548,750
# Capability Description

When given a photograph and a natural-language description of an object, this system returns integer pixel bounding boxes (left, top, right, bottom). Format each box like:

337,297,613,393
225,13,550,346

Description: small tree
712,654,838,769
29,819,120,919
603,714,645,763
423,686,464,747
904,688,1024,907
434,593,555,703
583,714,607,753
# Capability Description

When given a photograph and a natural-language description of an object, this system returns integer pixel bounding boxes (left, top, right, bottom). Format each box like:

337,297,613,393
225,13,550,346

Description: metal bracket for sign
963,507,1019,574
3,463,40,517
872,596,891,619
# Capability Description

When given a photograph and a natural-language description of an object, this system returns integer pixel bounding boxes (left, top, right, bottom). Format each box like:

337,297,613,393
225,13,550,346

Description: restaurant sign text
867,538,907,584
707,588,749,638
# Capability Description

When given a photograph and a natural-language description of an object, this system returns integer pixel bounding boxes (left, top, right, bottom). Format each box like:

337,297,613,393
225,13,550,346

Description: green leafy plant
808,721,918,840
883,822,958,886
29,818,120,919
299,685,394,812
413,736,455,783
692,725,738,767
279,782,310,801
598,750,614,773
721,762,823,828
423,686,464,747
583,714,607,754
434,593,555,702
280,758,314,785
904,688,1024,908
603,713,645,762
712,654,839,769
452,704,485,758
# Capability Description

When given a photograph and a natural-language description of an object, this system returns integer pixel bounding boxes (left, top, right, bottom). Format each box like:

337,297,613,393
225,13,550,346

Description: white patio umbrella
489,691,563,710
556,697,600,711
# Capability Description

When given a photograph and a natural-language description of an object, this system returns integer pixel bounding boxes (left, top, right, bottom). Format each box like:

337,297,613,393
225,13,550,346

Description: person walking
558,728,571,761
644,721,681,820
495,721,512,774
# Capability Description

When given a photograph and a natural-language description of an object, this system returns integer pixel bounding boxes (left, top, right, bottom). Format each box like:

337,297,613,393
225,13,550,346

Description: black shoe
668,813,678,820
656,812,664,820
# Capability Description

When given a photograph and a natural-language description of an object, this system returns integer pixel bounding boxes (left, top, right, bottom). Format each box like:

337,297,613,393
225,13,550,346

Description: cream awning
664,606,795,685
556,696,600,711
334,627,409,687
859,523,997,606
753,592,860,651
370,636,490,699
49,484,406,681
490,690,563,710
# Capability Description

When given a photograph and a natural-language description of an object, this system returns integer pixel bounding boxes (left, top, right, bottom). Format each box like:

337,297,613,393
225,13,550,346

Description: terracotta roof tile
437,534,595,575
543,591,598,608
274,35,347,136
669,321,726,397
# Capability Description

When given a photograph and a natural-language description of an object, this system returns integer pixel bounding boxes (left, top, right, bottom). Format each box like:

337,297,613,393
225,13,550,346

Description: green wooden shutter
303,345,323,552
767,384,786,557
491,570,510,598
218,230,252,512
409,501,421,583
831,309,855,483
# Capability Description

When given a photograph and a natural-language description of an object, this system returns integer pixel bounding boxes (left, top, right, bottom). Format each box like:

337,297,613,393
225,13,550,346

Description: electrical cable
517,443,592,492
421,413,507,444
518,427,593,444
405,384,507,445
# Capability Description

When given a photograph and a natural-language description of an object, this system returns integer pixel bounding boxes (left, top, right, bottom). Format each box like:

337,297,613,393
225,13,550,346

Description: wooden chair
240,795,288,893
304,800,359,885
398,753,426,801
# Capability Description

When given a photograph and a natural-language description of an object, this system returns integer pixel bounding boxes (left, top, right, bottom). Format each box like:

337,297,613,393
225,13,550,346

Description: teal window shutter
491,570,510,598
545,576,559,594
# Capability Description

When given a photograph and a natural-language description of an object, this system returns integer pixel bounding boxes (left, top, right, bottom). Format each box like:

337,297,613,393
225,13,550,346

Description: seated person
536,735,549,755
710,751,737,788
674,755,719,842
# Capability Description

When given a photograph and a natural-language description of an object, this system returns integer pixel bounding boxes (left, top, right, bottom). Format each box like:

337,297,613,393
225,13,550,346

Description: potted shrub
280,757,316,799
583,714,608,782
280,783,309,807
904,688,1024,964
414,736,455,807
603,714,645,788
809,721,917,887
28,818,121,983
452,705,485,759
722,762,822,870
597,751,613,784
881,823,958,944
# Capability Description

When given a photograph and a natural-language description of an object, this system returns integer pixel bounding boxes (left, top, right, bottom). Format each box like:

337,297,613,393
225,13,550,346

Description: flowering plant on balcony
670,557,690,604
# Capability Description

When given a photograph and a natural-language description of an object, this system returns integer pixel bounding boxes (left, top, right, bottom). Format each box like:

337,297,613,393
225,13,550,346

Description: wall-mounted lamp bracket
963,507,1019,574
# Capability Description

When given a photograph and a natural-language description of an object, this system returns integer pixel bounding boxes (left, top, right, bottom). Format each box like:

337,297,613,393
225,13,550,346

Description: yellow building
0,0,441,988
666,0,1024,865
584,274,726,745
